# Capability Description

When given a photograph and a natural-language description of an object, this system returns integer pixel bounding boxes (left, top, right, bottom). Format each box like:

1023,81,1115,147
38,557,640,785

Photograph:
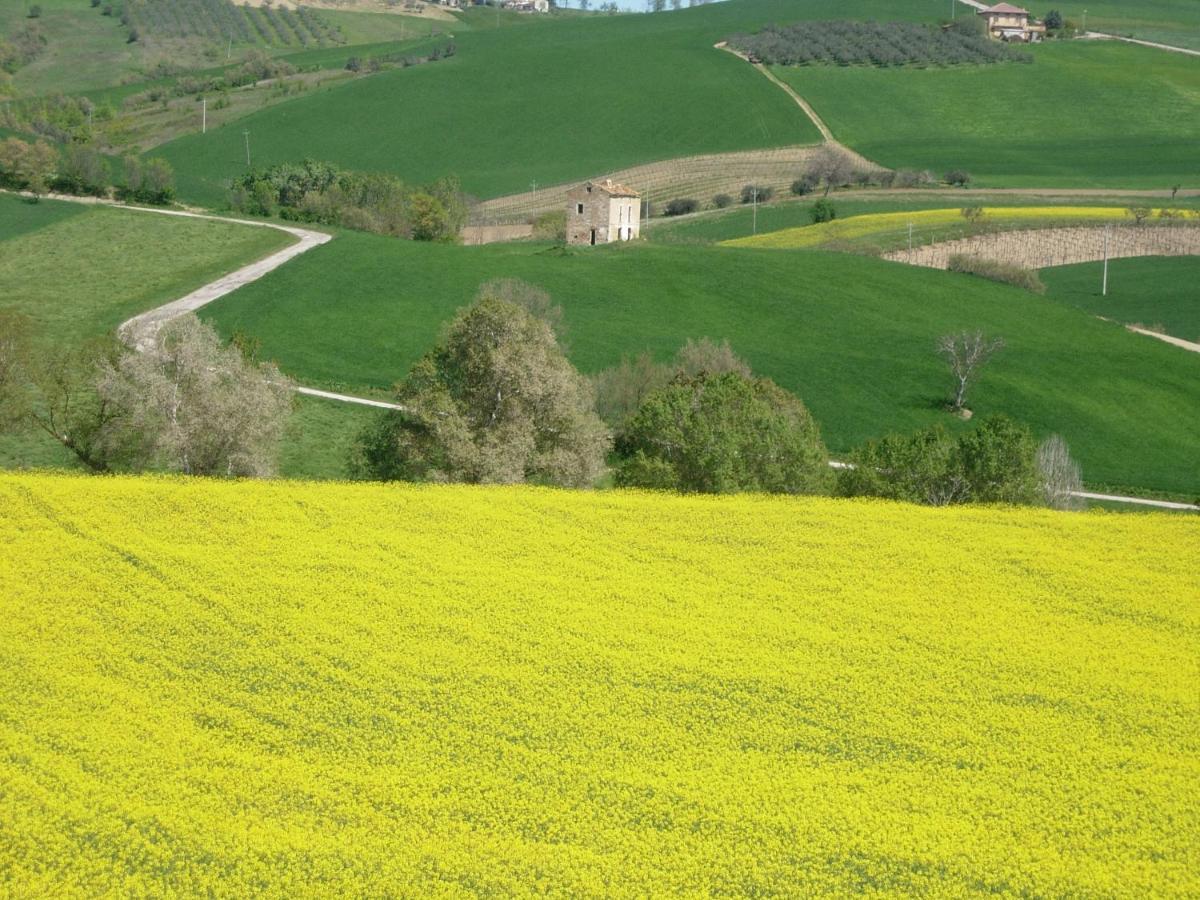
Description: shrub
945,169,971,187
711,193,733,209
947,255,1045,293
663,197,699,217
740,184,774,205
791,174,818,196
810,199,836,224
961,206,985,224
27,5,42,18
1044,9,1064,31
838,415,1041,506
615,372,831,495
1036,433,1084,510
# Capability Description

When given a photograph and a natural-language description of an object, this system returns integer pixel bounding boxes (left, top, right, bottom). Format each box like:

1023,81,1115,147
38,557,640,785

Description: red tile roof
588,179,640,198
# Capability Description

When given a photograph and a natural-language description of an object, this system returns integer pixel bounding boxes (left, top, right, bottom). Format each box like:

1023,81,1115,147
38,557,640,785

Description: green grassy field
775,41,1200,189
196,231,1200,495
153,0,964,206
1042,256,1200,343
1059,0,1200,49
0,192,87,240
0,202,291,341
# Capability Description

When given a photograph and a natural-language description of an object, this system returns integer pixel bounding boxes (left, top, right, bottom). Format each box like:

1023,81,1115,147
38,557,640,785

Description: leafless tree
674,337,752,379
937,330,1004,413
1036,434,1084,510
806,145,856,197
97,316,294,477
475,278,566,344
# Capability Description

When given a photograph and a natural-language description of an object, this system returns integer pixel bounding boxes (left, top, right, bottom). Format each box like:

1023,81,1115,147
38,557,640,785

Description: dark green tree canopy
614,371,831,495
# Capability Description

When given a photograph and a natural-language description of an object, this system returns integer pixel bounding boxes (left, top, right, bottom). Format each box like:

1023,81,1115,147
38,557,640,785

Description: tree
353,295,609,487
55,143,109,196
945,169,971,187
838,416,1041,506
810,198,836,224
805,145,854,197
121,155,175,204
837,425,970,506
740,184,774,204
663,197,699,216
615,372,831,495
0,137,58,196
1127,206,1151,226
960,206,985,225
937,330,1004,414
711,193,733,209
1036,433,1084,510
591,337,751,428
475,278,565,344
956,415,1040,505
97,316,294,476
791,173,819,196
1044,9,1063,30
673,337,751,379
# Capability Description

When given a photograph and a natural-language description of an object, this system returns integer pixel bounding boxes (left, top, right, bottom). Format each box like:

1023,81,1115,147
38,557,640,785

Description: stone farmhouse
566,180,641,246
977,3,1046,42
502,0,550,12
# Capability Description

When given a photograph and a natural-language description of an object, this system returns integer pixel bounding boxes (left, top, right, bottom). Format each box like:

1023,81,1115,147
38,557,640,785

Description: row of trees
728,19,1032,69
229,159,468,241
0,137,175,203
351,282,1084,509
116,0,343,49
0,313,292,477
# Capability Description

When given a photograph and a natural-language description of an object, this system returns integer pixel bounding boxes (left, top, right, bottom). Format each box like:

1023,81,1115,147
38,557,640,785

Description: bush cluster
0,136,174,203
947,254,1046,293
229,159,468,242
727,20,1032,68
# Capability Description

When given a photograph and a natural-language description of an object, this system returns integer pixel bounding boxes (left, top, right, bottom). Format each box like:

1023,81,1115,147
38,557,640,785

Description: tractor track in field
6,191,1192,511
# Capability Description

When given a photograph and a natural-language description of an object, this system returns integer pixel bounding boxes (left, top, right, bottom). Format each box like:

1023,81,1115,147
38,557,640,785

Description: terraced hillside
1,472,1196,894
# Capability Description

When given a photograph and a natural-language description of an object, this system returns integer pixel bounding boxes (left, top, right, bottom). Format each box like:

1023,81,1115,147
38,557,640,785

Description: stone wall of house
566,184,615,246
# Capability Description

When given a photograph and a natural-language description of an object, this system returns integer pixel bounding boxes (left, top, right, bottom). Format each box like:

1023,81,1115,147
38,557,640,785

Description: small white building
977,3,1046,41
502,0,550,12
566,179,641,246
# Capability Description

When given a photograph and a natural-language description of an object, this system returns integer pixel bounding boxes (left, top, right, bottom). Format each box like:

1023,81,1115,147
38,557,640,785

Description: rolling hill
1,471,1196,894
197,232,1200,495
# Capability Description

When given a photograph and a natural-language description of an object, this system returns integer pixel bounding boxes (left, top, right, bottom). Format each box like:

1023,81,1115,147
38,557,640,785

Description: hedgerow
728,20,1032,68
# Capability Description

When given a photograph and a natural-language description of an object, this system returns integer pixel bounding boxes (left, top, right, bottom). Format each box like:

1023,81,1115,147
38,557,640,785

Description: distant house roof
979,3,1030,15
588,179,640,198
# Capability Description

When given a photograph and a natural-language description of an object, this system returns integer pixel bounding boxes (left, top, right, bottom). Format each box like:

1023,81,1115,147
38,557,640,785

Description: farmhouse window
577,203,584,214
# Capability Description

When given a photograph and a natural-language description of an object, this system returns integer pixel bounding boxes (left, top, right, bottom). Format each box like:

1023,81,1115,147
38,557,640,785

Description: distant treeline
727,20,1032,68
230,159,469,243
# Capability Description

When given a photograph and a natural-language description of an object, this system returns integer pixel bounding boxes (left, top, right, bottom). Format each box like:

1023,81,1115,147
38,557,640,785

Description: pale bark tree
1036,433,1084,510
97,316,294,477
936,330,1004,413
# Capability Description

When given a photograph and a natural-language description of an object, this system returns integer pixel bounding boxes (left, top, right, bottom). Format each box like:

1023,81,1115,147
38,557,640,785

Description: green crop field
1057,0,1200,49
0,192,87,241
775,41,1200,189
153,0,960,206
1042,256,1200,344
196,231,1200,495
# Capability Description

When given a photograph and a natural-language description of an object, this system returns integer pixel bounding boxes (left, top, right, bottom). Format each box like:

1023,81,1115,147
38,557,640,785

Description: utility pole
1082,8,1087,33
907,221,914,254
202,96,207,134
227,36,233,60
1102,225,1110,296
752,186,758,235
243,130,251,167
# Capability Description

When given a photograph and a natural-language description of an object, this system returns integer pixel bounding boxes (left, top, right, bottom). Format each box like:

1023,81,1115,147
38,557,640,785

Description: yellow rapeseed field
1,472,1197,896
723,206,1190,250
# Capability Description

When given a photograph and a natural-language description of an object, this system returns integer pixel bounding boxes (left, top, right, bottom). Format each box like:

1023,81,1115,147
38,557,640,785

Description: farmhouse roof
589,179,640,198
979,3,1030,14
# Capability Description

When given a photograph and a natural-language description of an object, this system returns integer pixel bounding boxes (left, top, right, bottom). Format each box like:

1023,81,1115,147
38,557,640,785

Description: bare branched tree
936,330,1004,413
806,145,856,197
1036,434,1084,510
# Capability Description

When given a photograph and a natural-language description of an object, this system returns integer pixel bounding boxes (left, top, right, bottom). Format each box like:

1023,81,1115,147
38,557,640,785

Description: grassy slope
1062,0,1200,49
199,232,1200,495
776,41,1200,189
0,198,292,470
1042,256,1200,343
1,472,1196,894
0,191,87,240
154,0,964,205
